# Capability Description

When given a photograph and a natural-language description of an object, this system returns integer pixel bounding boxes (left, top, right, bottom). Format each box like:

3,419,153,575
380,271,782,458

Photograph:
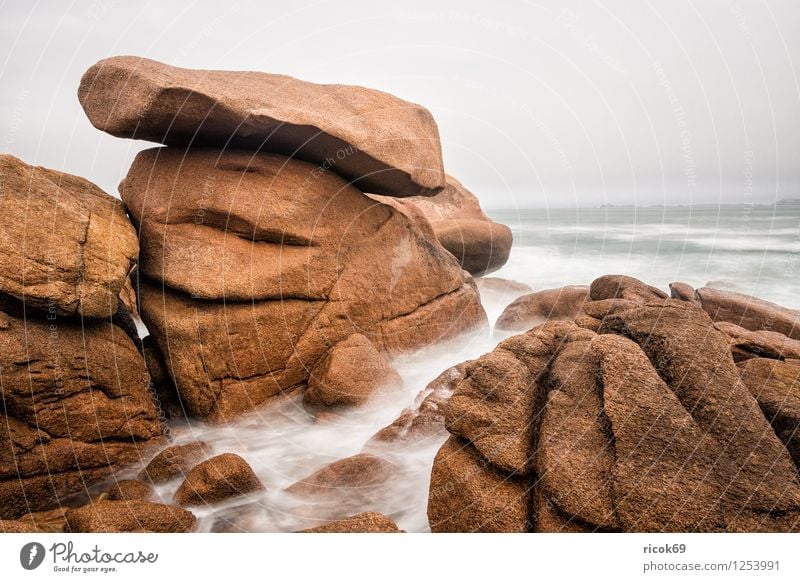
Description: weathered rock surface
669,281,698,303
368,363,469,446
428,436,531,533
0,296,163,519
589,274,667,303
429,276,800,532
370,176,512,275
287,454,394,499
298,512,402,533
738,358,800,469
124,148,486,421
65,500,197,532
715,321,800,362
105,480,154,501
0,154,138,317
305,334,402,407
696,287,800,340
140,442,212,484
495,285,589,332
79,56,445,197
173,453,264,506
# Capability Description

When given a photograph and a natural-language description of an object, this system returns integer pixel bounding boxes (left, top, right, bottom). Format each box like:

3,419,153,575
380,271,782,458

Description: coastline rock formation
0,154,164,522
78,56,445,197
122,148,486,422
369,176,513,275
429,275,800,532
65,500,196,533
0,154,138,317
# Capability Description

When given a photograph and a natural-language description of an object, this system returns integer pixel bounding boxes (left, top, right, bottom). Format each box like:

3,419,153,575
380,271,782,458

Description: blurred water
488,205,800,309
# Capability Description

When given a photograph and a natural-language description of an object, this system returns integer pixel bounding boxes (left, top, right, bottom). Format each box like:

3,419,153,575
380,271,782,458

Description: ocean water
488,205,800,311
131,205,799,532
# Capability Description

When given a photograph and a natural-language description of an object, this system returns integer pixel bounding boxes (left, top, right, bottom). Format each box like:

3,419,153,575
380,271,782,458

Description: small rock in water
173,453,264,507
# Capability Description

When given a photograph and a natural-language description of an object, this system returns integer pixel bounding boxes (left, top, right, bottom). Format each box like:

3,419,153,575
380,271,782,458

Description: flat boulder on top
140,442,212,484
124,148,486,421
79,56,445,197
0,295,163,519
0,154,138,317
370,176,512,275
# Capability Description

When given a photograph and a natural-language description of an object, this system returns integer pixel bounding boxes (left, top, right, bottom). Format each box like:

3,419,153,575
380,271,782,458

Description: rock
106,480,154,501
173,453,264,506
714,321,800,362
368,363,469,445
299,512,403,533
0,520,42,533
125,148,486,421
580,298,639,320
371,176,512,275
495,286,589,332
11,506,70,533
669,281,698,303
0,154,138,317
65,500,196,533
287,454,394,499
600,300,800,530
428,436,531,533
79,56,445,197
589,274,667,303
0,296,163,519
738,358,800,469
429,294,800,531
696,287,800,340
140,442,212,484
305,334,403,407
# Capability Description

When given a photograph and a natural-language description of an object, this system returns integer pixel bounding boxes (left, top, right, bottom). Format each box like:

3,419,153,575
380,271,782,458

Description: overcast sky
1,0,798,208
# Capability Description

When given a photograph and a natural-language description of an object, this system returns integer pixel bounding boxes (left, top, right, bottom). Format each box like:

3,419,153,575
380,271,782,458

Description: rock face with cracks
0,154,138,317
0,295,163,520
429,275,800,532
122,148,486,422
79,56,445,197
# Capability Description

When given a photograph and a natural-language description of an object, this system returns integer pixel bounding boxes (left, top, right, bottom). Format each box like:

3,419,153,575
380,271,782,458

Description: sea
135,205,800,533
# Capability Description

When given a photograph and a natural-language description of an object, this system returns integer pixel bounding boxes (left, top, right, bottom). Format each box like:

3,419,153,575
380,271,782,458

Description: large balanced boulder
79,56,445,197
0,154,138,317
0,295,163,519
429,276,800,532
305,334,403,408
122,148,486,422
370,176,512,275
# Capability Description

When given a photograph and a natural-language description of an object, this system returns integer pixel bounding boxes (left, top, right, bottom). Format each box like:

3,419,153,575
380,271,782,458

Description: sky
1,0,798,208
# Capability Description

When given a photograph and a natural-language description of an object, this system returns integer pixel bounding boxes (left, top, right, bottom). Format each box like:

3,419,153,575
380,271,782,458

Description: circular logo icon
19,542,45,570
